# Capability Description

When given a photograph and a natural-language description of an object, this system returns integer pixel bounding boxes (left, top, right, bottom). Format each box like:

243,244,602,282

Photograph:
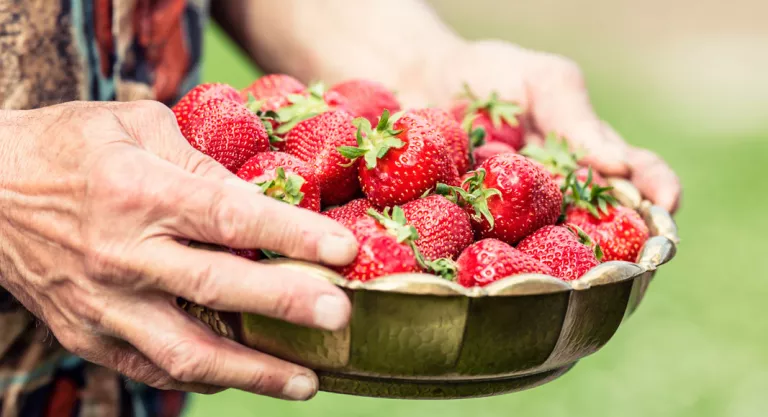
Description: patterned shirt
0,0,209,415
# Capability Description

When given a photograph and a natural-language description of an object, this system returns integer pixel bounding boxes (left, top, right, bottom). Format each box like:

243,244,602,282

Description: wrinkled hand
0,101,358,400
412,40,681,213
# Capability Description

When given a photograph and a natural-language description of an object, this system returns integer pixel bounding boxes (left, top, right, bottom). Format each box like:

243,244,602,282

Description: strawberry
338,207,420,282
455,239,553,287
401,195,473,261
338,110,459,208
181,98,270,173
229,248,261,262
437,153,562,245
328,79,401,125
284,109,361,205
450,86,525,150
236,152,321,212
172,83,243,132
240,74,307,103
472,142,517,169
562,172,649,262
520,134,607,188
517,225,601,281
409,108,471,174
323,198,376,229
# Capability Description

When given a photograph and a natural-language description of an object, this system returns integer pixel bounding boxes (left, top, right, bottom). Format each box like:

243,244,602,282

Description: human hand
0,101,358,400
409,40,681,213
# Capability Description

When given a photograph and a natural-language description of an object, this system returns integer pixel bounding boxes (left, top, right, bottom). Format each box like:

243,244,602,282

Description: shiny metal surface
182,178,678,399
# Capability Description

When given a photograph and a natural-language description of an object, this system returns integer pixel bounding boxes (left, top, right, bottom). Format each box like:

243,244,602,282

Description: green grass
190,20,768,417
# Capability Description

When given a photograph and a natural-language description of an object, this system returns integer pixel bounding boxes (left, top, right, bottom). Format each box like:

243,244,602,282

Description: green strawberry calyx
367,207,458,280
565,223,604,262
520,132,582,178
253,167,306,206
562,167,618,219
337,109,406,169
367,207,419,244
435,168,502,229
270,82,331,135
461,83,523,129
245,93,285,149
462,113,487,168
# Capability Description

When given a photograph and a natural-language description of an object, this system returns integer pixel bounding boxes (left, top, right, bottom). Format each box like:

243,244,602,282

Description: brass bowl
183,179,678,399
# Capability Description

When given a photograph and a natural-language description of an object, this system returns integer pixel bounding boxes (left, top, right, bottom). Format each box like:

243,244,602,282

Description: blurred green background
190,1,768,416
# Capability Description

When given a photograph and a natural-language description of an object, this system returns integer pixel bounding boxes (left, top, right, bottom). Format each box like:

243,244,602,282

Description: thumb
525,53,630,176
111,100,235,181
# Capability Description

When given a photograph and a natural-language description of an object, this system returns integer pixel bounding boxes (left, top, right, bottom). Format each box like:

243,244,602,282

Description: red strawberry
338,110,459,208
236,152,321,212
323,198,376,229
338,207,420,282
328,79,401,125
562,174,649,262
409,108,471,174
181,98,269,173
240,74,307,102
450,87,525,150
455,239,553,287
284,109,361,205
438,153,562,245
472,142,517,169
517,225,601,281
172,83,243,131
401,195,473,261
230,248,261,262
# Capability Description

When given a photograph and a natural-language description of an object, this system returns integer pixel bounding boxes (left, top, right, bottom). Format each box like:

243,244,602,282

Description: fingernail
318,233,358,265
283,374,317,401
313,294,350,331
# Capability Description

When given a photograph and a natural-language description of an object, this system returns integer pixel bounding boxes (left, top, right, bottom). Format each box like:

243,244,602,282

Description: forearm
212,0,465,103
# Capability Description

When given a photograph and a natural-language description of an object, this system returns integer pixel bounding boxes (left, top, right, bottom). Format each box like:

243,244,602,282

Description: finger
626,147,682,213
103,296,320,401
134,238,351,330
158,174,358,266
56,331,221,394
525,53,629,176
110,100,235,181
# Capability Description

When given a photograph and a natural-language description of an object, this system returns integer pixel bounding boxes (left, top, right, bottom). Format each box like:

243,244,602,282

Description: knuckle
210,197,242,245
86,152,152,213
540,54,585,87
124,100,176,122
82,244,127,281
160,338,207,383
188,263,222,307
265,287,300,321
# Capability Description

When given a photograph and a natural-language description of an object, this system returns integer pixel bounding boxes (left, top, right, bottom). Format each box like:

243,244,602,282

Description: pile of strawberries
173,74,650,288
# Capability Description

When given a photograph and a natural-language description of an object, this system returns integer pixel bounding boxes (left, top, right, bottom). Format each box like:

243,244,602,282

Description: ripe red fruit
284,110,361,205
338,110,459,208
240,74,307,103
181,98,269,173
409,108,471,174
323,198,376,229
438,153,562,245
338,208,420,282
328,79,401,125
236,152,321,212
450,87,525,150
230,248,261,262
472,142,517,169
517,225,601,281
401,195,473,261
172,83,243,132
455,239,553,287
562,173,649,262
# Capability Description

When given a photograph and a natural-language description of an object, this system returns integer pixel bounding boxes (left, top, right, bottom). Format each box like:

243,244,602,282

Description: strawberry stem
562,167,618,218
254,167,306,206
461,84,523,129
337,109,406,169
435,169,501,229
367,207,419,244
272,82,330,135
566,223,604,262
520,132,580,177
